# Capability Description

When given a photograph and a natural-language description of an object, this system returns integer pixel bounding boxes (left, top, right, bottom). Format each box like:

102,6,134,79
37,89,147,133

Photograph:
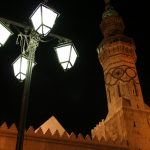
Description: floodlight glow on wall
30,3,59,36
54,43,78,70
13,54,35,81
0,21,13,47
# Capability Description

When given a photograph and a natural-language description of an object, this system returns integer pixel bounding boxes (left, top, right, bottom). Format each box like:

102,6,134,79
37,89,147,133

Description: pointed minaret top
100,0,125,37
102,0,118,20
104,0,110,10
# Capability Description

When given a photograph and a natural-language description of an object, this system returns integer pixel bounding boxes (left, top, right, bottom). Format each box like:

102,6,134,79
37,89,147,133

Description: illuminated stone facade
0,120,127,150
92,1,150,150
0,1,150,150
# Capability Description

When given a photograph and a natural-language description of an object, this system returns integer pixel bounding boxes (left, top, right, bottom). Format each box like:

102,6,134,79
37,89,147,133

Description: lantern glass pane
16,74,21,80
37,26,42,34
70,46,77,66
42,26,51,35
21,74,26,80
61,62,68,70
0,23,12,45
42,6,57,28
37,25,50,35
30,6,41,31
67,63,72,69
21,57,28,74
16,74,26,81
61,62,72,70
13,57,21,76
13,56,28,76
56,45,71,63
43,26,50,35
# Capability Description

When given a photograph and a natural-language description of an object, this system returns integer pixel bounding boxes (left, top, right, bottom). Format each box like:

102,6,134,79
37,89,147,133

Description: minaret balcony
97,38,137,67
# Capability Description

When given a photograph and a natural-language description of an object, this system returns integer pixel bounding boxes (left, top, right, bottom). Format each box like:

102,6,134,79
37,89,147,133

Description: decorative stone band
104,65,139,86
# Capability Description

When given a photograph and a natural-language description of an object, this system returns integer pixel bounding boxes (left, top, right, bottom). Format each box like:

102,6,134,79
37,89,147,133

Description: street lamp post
15,31,40,150
0,2,78,150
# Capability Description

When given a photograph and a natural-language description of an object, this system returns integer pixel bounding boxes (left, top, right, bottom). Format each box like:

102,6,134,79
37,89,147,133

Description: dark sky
0,0,150,136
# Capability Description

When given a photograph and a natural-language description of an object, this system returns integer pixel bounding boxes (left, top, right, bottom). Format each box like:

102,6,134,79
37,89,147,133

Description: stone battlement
0,122,128,150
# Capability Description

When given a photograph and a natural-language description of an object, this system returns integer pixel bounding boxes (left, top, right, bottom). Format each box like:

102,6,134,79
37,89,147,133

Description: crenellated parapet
0,122,128,150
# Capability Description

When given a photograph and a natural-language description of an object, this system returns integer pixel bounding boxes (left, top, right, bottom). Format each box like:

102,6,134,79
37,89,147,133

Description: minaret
97,0,145,117
92,1,150,149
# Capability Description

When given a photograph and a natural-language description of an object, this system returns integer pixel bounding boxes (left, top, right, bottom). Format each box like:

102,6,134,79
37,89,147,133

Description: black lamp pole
16,32,40,150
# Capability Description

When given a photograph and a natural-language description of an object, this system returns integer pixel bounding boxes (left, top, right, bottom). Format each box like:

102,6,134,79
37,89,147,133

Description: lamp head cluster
0,2,78,81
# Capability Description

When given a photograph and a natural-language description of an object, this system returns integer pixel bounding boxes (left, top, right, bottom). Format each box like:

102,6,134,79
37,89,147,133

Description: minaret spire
100,0,124,38
104,0,110,10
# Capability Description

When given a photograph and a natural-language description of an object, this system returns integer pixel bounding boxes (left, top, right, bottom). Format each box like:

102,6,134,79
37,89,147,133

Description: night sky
0,0,150,136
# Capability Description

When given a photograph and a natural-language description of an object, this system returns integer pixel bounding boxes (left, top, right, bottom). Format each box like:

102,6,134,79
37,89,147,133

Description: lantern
55,42,78,70
12,55,35,81
30,3,59,36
